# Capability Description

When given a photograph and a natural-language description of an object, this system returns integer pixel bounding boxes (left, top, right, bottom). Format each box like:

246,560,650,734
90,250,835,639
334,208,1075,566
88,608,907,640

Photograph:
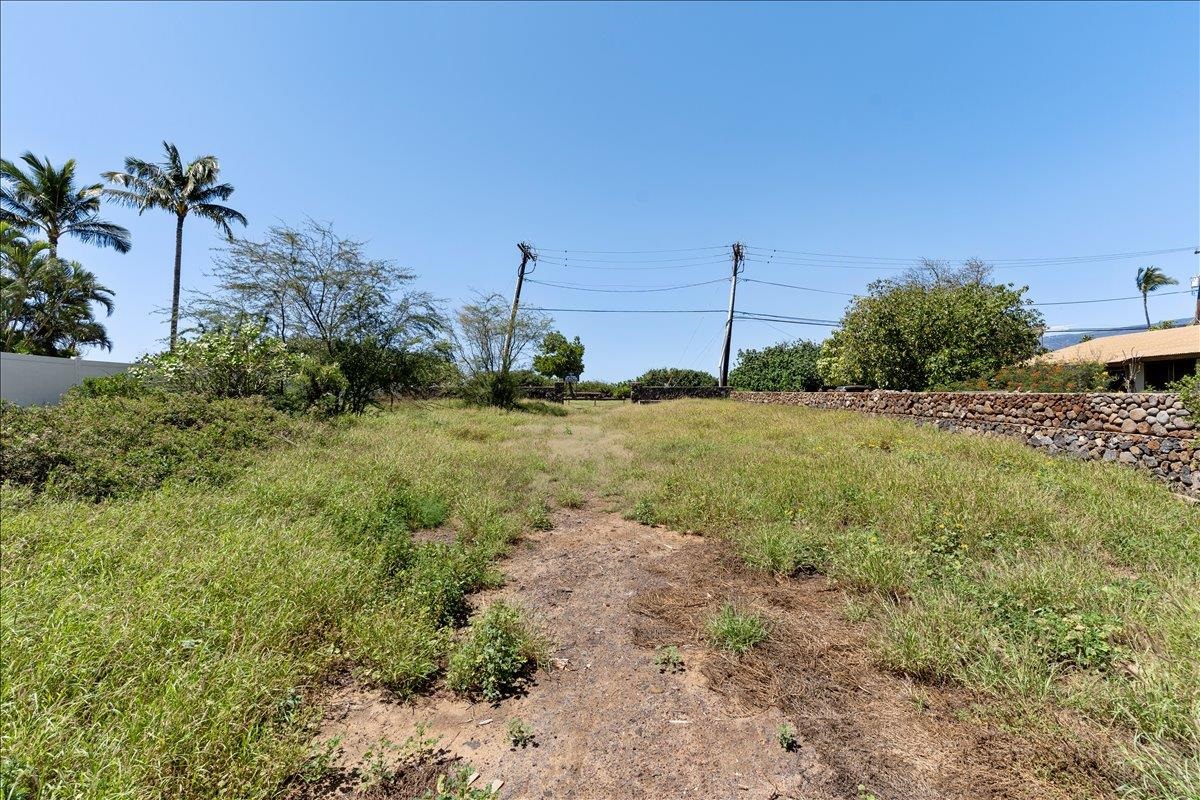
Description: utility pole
718,241,745,387
1192,248,1199,325
501,242,536,376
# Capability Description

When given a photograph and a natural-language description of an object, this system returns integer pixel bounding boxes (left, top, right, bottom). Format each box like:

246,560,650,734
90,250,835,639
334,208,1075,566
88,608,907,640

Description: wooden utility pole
501,242,536,375
718,241,745,387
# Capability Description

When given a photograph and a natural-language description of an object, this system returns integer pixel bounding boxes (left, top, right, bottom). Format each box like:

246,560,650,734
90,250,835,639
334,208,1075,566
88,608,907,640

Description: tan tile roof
1038,325,1200,365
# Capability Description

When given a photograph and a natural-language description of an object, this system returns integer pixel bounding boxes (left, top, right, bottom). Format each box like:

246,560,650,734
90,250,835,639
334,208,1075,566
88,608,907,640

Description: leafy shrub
73,372,149,399
461,372,520,409
446,601,547,701
705,603,768,654
729,339,822,391
0,390,299,501
632,367,718,388
935,360,1115,393
817,263,1044,390
1168,373,1199,415
133,324,299,399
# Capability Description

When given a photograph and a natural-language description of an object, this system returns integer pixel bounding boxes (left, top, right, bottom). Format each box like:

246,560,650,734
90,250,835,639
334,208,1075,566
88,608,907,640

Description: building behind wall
1038,326,1200,391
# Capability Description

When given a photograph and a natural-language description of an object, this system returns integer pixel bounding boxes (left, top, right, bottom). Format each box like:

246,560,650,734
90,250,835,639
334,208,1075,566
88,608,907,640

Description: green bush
1168,373,1199,415
935,360,1116,393
0,390,301,501
461,372,521,409
446,601,547,701
132,324,299,399
633,367,718,387
729,339,822,391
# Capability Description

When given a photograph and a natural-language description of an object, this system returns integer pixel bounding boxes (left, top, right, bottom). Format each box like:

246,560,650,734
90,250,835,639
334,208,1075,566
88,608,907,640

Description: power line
742,277,858,296
743,245,1195,266
539,257,731,271
537,245,729,255
1031,289,1194,306
526,277,728,293
525,306,727,314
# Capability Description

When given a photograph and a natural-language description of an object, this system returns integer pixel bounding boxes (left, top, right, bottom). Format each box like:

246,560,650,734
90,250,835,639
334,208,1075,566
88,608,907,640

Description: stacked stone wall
631,385,731,403
731,390,1199,496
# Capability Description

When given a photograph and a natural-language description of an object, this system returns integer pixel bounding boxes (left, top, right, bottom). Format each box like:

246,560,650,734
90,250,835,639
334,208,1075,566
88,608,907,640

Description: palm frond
194,203,248,237
67,220,133,254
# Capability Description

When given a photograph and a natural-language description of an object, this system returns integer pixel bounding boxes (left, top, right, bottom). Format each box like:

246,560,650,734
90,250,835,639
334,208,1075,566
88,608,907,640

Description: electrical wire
743,245,1196,265
524,306,727,314
741,277,858,297
537,245,729,255
1031,289,1194,306
526,277,728,293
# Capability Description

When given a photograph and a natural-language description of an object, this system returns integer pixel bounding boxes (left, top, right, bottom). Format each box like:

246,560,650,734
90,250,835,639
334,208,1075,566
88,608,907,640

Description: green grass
0,403,547,800
705,603,768,654
4,397,1198,799
606,400,1199,797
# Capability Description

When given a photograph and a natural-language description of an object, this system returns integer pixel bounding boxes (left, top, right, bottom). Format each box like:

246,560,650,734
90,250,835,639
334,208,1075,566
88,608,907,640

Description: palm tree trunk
1143,292,1151,330
170,214,183,347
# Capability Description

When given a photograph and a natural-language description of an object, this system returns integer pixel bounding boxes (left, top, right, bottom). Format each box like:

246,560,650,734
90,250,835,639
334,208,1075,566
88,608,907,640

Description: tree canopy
104,142,246,348
634,367,718,387
817,260,1044,390
532,331,585,383
729,339,822,391
1,222,114,356
1,153,131,259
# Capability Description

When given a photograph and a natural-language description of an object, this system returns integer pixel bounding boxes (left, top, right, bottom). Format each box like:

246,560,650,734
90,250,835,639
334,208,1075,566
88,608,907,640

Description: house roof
1038,325,1200,365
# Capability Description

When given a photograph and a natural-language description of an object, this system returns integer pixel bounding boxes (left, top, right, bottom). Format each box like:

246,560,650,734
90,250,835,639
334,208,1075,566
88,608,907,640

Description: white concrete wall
0,351,130,406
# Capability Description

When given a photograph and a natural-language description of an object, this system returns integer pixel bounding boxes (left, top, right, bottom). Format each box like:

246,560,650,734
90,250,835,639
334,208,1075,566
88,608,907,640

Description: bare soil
301,503,1117,800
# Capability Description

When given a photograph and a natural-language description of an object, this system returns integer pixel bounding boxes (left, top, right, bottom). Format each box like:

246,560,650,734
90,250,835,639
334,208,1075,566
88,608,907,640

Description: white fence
0,352,131,406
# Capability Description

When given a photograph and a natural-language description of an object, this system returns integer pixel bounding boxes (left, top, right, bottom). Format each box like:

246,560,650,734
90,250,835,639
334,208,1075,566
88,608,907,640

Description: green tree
729,339,822,391
454,292,552,407
1134,266,1179,330
634,367,718,387
1,225,115,356
532,331,585,394
104,142,247,350
0,153,131,260
818,261,1044,390
188,220,448,410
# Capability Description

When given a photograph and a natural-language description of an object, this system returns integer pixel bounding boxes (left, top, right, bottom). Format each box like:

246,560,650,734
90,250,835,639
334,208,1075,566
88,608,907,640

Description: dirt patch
304,505,1118,799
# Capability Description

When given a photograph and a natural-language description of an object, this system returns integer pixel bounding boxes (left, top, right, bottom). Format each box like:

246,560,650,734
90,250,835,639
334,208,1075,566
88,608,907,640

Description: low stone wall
631,385,731,403
732,390,1199,496
521,384,565,403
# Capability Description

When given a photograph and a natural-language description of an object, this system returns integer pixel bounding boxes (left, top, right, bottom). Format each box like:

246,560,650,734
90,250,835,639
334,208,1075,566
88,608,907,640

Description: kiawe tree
532,331,585,394
1134,266,1178,330
0,153,131,260
104,142,246,349
818,260,1044,390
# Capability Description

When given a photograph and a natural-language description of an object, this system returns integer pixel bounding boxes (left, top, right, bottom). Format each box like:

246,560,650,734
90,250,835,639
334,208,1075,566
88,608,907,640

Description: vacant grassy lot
0,404,553,799
609,400,1199,798
2,398,1197,799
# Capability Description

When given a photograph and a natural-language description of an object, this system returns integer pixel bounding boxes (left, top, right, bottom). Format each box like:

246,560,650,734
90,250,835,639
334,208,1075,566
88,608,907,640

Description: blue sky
2,1,1197,379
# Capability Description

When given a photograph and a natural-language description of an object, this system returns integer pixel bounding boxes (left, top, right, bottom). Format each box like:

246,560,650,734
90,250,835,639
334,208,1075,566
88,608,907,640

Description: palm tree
1135,266,1179,330
104,142,247,349
0,153,132,260
1,224,115,355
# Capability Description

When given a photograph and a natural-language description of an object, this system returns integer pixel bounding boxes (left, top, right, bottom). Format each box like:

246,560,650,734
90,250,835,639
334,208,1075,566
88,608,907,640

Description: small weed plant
506,718,535,749
777,724,799,752
447,602,548,701
420,764,498,800
654,645,685,674
705,603,768,654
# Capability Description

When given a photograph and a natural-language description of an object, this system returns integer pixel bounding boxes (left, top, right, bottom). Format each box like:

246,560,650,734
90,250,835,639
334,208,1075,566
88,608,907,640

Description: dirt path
309,502,1100,800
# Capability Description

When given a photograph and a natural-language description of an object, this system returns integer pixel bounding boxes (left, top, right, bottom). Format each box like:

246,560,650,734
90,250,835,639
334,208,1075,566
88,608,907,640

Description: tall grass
0,404,545,799
608,400,1199,797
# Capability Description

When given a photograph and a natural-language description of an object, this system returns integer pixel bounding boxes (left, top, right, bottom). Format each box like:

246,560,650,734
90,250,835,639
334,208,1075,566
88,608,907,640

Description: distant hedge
633,368,718,387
